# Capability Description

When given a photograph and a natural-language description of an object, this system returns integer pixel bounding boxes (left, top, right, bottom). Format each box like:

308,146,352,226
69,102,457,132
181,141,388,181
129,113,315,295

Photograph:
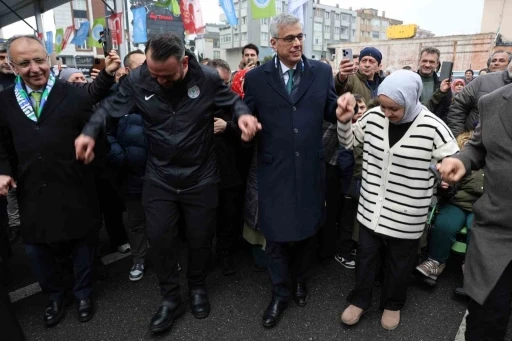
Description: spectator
384,66,398,76
59,67,87,83
451,78,465,96
478,68,489,75
465,69,474,83
488,50,511,72
402,66,412,70
353,54,360,72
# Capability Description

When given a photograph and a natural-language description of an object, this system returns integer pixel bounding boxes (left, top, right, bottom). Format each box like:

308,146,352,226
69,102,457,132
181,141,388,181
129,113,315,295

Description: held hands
0,175,15,196
75,134,96,165
336,93,357,124
238,114,262,142
214,117,227,134
105,50,122,74
437,158,466,184
440,78,451,93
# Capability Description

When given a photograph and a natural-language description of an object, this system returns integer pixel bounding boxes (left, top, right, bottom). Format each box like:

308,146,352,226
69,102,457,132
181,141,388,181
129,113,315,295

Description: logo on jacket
188,86,200,99
145,94,155,101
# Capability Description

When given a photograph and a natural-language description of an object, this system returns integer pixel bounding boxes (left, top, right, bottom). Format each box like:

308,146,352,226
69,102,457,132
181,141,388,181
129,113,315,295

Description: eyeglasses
273,33,306,44
10,56,48,69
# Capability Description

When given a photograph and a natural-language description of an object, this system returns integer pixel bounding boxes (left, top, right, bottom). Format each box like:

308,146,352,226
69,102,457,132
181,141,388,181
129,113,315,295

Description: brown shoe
381,309,400,330
341,305,365,326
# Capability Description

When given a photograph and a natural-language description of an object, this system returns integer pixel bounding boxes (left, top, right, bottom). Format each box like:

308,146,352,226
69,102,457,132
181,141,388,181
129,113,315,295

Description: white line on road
454,310,468,341
8,251,131,303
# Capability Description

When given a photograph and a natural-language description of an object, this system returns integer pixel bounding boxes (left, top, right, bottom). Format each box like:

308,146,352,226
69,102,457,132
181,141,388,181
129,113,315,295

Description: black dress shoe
262,298,288,328
149,300,186,333
293,282,309,307
44,300,65,326
77,298,95,323
189,288,210,319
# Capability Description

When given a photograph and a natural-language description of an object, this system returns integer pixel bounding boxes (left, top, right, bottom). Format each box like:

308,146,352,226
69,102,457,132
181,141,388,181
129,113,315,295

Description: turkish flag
108,12,123,46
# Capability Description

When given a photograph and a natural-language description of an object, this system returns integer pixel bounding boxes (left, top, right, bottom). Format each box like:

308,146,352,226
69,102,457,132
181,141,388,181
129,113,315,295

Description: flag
88,17,106,48
108,12,123,47
250,0,276,19
220,0,238,26
61,26,74,51
55,28,64,53
131,7,148,44
288,0,307,25
71,21,90,46
37,32,44,41
45,31,53,54
180,0,203,34
192,0,204,34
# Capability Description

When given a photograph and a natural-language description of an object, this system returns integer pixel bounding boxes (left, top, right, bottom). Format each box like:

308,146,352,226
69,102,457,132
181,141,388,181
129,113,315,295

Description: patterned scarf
14,73,55,122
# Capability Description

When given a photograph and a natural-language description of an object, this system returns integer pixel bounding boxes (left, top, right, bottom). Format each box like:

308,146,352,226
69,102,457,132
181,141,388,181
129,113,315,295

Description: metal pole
101,0,116,14
0,0,38,33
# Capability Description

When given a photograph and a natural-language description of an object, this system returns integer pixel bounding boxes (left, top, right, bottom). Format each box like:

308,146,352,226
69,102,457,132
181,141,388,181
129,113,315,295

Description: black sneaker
334,254,356,269
350,248,357,257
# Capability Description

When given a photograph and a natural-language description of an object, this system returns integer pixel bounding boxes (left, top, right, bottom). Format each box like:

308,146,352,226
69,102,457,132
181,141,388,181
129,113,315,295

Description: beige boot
381,309,400,330
341,305,365,326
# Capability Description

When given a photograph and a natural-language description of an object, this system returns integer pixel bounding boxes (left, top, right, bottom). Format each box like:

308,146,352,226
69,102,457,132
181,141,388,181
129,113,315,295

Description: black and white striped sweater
337,108,459,239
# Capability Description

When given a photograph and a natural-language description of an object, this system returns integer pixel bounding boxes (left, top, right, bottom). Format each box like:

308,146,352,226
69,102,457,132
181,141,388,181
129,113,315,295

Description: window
325,38,330,45
380,32,387,40
381,21,389,27
213,51,220,59
342,14,350,21
314,37,321,45
341,28,348,34
261,18,269,25
325,25,330,32
240,0,247,9
334,27,340,33
221,35,232,43
352,29,356,36
242,32,247,40
72,0,87,10
242,17,246,24
234,34,239,41
324,11,330,19
371,19,381,27
372,31,380,38
213,39,220,48
314,8,323,17
314,23,322,31
261,32,268,41
335,13,340,20
360,31,364,37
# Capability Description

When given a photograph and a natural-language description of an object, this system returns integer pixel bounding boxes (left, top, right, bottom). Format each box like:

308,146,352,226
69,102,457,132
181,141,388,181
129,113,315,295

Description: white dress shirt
280,61,297,85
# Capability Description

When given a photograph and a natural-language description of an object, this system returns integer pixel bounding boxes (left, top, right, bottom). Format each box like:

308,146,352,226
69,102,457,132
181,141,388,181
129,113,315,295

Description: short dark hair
402,65,412,70
353,54,360,59
465,69,474,76
367,98,380,110
207,58,231,74
123,50,144,68
353,94,364,103
242,43,259,56
145,32,185,61
419,47,441,61
491,50,512,62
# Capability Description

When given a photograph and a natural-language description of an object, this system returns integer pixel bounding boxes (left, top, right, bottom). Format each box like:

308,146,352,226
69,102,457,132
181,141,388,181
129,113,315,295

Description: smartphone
89,57,106,75
439,61,453,81
102,28,113,57
342,48,353,62
429,164,442,181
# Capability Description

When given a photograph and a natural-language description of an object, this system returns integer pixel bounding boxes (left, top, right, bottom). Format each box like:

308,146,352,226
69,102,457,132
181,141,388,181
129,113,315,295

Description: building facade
194,24,225,61
356,8,403,43
481,0,512,42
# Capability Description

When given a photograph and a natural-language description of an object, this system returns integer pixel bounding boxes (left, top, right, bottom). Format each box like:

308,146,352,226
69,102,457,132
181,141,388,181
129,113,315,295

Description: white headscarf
377,70,424,125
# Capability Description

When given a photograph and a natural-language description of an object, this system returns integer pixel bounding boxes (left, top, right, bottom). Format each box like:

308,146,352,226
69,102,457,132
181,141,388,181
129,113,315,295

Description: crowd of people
0,12,512,341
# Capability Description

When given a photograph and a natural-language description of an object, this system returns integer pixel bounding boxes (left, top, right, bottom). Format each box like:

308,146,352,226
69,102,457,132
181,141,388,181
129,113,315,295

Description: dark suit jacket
0,81,103,244
454,83,512,305
240,56,338,242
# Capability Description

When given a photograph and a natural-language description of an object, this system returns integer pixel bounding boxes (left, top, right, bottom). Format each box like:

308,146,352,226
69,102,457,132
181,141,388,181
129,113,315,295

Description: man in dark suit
0,35,119,327
236,13,356,328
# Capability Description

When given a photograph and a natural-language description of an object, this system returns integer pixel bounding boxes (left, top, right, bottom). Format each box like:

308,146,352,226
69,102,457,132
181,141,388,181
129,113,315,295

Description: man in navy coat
237,13,356,328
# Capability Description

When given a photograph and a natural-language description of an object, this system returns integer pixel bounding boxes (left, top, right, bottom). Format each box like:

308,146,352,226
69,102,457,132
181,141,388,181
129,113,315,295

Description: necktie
30,91,42,117
286,69,294,94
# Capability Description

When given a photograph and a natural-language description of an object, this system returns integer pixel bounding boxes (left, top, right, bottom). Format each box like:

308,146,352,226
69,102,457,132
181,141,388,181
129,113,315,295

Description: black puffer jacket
447,70,512,136
82,52,249,191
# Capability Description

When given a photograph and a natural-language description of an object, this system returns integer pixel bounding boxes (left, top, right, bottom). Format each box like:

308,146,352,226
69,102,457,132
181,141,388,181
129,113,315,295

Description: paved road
8,233,491,341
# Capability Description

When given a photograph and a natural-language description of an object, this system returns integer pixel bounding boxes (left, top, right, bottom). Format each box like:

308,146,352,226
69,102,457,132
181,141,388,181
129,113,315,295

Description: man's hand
105,50,121,74
0,175,15,196
214,117,228,134
336,93,357,124
440,78,451,93
75,134,96,164
90,68,101,80
337,59,356,82
243,61,256,72
437,158,466,183
238,114,262,142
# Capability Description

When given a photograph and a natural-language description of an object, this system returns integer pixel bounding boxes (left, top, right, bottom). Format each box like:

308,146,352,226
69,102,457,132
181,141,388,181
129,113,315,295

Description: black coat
82,53,250,191
0,81,104,244
214,109,243,189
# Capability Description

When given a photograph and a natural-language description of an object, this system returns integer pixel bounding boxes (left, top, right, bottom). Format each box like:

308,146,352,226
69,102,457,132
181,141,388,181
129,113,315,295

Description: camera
98,29,113,57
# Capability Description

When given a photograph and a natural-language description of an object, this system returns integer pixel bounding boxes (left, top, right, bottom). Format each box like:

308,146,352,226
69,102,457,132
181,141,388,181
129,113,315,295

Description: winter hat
451,78,465,92
359,47,382,65
59,67,83,81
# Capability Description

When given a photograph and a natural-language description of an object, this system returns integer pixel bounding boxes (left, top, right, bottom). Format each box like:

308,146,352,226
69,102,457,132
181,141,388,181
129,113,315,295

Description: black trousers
466,261,512,341
97,178,127,248
24,235,97,302
266,235,317,301
123,194,148,261
143,181,218,301
337,196,358,256
347,225,419,311
318,163,343,260
216,184,244,255
0,284,25,341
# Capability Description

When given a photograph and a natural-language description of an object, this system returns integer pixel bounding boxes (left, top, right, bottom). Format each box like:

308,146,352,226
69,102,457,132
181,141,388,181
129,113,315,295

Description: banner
220,0,238,26
88,17,106,48
37,32,44,41
71,21,90,46
131,7,148,44
45,31,53,54
288,0,307,25
250,0,276,19
61,26,74,51
108,12,123,47
55,28,64,53
180,0,203,34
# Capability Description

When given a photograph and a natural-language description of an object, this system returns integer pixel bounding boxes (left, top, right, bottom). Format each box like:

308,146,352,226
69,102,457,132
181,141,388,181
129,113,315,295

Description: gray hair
492,50,512,62
6,34,45,60
385,66,398,75
270,13,302,38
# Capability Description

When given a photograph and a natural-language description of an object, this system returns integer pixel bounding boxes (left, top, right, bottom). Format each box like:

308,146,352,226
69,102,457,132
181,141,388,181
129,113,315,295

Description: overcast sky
2,0,485,38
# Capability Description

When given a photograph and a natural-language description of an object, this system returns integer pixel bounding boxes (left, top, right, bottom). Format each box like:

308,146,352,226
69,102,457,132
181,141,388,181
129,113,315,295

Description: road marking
8,251,131,303
454,310,468,341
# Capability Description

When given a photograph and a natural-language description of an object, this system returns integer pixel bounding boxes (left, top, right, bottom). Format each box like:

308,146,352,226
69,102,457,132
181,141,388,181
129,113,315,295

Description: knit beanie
59,67,83,81
359,47,382,65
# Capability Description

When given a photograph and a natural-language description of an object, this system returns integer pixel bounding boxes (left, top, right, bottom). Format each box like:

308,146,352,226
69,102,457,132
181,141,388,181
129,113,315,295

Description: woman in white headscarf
337,70,459,330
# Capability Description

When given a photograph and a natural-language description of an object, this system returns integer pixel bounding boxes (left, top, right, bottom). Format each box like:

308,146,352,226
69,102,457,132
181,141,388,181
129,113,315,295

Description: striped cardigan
337,108,459,239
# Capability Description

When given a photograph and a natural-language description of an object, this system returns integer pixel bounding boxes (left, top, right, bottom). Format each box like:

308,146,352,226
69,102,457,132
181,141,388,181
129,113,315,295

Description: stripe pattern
337,108,459,239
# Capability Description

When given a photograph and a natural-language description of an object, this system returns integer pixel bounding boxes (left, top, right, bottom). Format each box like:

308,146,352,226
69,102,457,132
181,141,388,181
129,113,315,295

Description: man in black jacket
75,33,250,334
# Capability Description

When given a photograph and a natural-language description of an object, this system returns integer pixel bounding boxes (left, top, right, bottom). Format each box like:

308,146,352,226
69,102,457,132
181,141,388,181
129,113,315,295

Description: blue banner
45,31,53,54
70,21,90,46
131,7,148,44
220,0,238,26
